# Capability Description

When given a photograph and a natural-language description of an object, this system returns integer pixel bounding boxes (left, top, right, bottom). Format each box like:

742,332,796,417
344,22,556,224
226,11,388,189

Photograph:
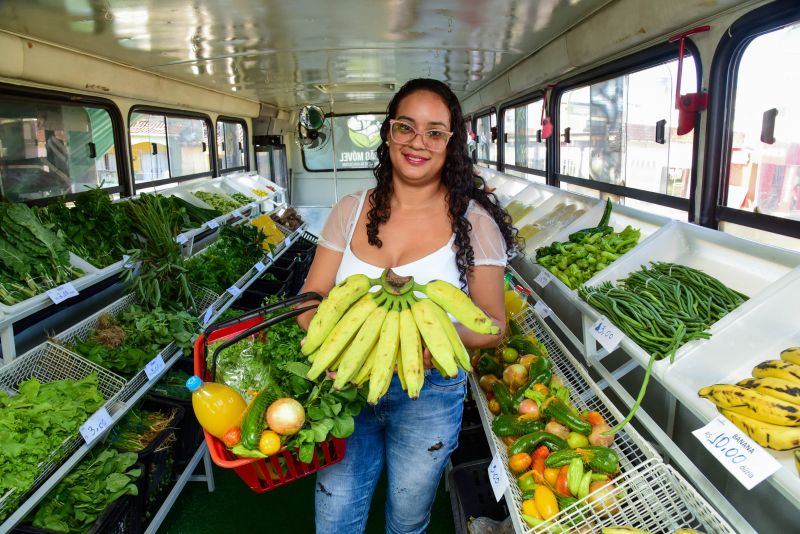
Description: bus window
722,22,800,240
130,111,212,187
475,112,497,169
0,98,120,201
216,119,248,174
558,55,696,217
503,99,546,183
302,114,384,172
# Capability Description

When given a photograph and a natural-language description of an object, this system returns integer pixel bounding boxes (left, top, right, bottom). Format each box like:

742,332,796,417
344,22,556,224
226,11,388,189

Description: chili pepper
532,445,551,460
556,465,570,496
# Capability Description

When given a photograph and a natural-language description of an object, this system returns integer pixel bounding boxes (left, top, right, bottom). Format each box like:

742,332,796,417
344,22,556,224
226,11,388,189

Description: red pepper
532,445,550,460
532,456,546,476
556,465,571,496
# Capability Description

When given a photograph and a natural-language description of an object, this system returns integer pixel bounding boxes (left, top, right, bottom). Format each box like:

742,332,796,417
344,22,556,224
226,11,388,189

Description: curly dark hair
366,78,519,288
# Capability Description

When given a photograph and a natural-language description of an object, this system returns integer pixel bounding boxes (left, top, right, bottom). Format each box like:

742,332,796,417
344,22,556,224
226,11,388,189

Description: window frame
128,106,216,191
498,91,547,181
550,41,703,217
300,112,385,173
701,0,800,239
473,108,498,168
0,82,130,201
216,116,249,175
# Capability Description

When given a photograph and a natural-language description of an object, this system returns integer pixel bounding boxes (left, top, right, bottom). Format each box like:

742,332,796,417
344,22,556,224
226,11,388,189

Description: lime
502,347,519,364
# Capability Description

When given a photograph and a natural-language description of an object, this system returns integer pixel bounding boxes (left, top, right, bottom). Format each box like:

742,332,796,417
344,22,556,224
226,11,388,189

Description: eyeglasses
389,119,453,152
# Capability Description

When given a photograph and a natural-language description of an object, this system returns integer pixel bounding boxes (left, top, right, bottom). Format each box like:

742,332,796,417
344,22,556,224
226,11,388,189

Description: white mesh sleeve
317,193,362,253
466,202,508,267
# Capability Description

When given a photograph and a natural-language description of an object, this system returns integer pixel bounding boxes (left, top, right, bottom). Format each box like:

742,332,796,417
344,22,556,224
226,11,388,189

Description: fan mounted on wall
296,105,330,151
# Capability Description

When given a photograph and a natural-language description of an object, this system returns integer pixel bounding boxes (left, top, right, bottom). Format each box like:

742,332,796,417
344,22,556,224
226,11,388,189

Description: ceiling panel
0,0,611,109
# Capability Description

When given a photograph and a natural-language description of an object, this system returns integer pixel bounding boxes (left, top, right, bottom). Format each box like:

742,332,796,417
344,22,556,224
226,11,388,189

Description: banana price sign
692,415,780,489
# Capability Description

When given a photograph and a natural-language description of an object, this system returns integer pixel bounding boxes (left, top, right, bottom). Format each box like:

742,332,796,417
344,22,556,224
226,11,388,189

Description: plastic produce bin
231,281,288,311
448,458,509,534
450,426,490,467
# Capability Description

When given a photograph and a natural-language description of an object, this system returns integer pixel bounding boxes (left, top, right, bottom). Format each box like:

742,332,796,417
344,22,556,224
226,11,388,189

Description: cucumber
240,387,280,450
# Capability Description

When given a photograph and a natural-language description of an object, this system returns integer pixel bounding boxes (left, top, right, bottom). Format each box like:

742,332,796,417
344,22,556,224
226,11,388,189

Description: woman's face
389,90,451,186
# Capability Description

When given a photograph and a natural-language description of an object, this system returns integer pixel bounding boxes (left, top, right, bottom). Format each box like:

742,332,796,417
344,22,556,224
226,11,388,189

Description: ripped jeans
315,369,467,534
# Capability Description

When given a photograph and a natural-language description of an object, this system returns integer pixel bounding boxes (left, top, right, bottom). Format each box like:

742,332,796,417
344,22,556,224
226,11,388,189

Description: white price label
207,219,219,229
203,305,215,326
254,261,266,273
284,237,292,248
267,252,274,261
590,316,624,353
534,300,552,319
233,209,243,218
176,233,188,245
692,415,780,489
80,407,112,444
487,453,510,502
46,282,79,305
227,285,242,297
534,270,553,287
144,353,167,381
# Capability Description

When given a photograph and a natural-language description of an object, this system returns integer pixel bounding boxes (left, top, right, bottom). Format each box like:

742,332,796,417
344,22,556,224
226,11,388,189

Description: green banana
333,299,390,388
303,273,374,355
368,300,401,404
411,296,458,377
399,295,424,399
415,279,499,335
426,296,471,370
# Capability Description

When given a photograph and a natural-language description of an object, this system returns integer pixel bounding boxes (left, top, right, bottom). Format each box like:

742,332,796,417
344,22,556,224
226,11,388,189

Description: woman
298,78,517,533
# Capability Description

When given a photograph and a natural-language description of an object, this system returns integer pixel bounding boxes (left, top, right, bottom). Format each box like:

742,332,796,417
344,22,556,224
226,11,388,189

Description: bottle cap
186,375,202,392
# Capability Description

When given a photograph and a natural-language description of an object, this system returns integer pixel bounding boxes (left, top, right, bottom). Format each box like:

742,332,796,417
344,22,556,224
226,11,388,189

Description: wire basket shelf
0,342,126,520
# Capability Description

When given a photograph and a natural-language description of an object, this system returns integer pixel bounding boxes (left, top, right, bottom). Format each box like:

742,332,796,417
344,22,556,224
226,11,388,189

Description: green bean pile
578,262,749,432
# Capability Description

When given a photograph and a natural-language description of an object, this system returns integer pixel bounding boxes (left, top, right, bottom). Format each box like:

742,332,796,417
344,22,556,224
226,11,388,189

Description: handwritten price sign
534,300,552,319
487,453,510,501
80,407,112,444
207,219,219,229
46,282,79,305
533,270,553,288
590,316,624,353
692,415,780,489
227,285,242,297
144,353,167,381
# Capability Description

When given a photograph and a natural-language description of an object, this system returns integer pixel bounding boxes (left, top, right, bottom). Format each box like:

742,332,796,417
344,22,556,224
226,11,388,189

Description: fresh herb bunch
230,192,252,205
0,202,83,305
186,224,267,293
193,191,243,213
0,374,105,521
72,306,199,376
124,194,196,312
35,186,134,268
30,448,140,533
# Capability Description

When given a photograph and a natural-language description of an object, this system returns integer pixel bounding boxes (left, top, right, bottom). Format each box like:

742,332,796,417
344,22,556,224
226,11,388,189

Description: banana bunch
698,347,800,451
303,268,499,404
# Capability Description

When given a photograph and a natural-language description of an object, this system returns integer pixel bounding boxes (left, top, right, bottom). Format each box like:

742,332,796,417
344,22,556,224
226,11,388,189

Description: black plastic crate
13,464,144,534
112,397,183,528
461,395,482,431
231,281,288,311
448,459,509,534
148,358,202,471
261,265,293,285
450,425,491,467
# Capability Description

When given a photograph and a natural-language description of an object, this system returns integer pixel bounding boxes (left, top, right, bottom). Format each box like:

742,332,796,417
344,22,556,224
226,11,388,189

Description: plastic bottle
186,376,247,439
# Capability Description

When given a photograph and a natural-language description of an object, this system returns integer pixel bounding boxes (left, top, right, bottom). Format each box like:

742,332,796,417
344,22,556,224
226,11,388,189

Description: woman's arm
456,264,506,349
296,246,344,331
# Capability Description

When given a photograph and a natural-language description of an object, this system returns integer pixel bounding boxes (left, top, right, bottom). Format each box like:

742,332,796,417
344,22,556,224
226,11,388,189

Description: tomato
488,398,501,415
258,430,282,456
534,485,559,520
508,452,532,475
222,427,241,447
521,498,541,519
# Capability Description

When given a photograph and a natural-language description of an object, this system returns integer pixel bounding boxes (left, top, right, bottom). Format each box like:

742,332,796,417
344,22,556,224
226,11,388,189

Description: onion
589,422,615,447
545,420,570,440
517,399,539,417
517,354,539,370
266,398,305,436
502,364,528,390
479,374,500,394
587,481,620,515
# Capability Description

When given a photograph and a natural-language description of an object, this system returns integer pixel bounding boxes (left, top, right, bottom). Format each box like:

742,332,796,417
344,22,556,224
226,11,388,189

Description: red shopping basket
193,292,347,493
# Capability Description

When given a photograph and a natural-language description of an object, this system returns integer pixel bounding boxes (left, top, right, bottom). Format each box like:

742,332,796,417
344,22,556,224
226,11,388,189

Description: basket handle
207,292,321,381
204,291,322,333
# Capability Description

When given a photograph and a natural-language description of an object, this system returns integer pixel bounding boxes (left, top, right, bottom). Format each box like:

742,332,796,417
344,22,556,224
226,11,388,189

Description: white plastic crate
665,265,800,508
0,342,126,518
575,220,800,376
515,191,601,252
474,166,530,205
504,183,561,224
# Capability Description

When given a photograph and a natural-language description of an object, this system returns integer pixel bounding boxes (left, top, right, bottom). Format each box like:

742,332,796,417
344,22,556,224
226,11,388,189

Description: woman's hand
422,347,433,369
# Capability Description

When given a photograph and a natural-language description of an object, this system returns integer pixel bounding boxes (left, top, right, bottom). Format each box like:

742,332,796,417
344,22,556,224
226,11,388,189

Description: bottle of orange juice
504,276,528,322
186,376,247,439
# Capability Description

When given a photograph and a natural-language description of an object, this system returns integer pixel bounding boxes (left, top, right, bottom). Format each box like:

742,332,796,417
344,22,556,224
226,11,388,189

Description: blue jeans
315,369,467,534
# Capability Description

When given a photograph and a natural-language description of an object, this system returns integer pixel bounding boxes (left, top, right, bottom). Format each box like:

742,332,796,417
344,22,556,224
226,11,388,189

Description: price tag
267,252,274,261
144,353,166,381
534,300,552,319
46,282,79,305
284,237,292,248
534,270,553,287
692,415,780,489
80,407,112,444
203,305,215,326
207,219,219,229
254,261,266,273
233,209,243,218
227,285,242,297
590,316,624,353
487,452,510,502
176,233,188,245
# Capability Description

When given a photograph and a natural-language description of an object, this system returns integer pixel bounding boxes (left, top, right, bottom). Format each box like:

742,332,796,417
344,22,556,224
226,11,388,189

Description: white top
319,190,507,285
